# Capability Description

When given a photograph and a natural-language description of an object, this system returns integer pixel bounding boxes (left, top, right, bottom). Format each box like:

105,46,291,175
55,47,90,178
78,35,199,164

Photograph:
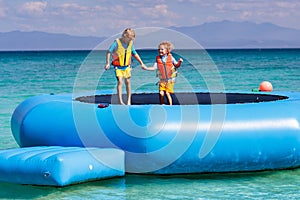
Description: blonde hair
122,28,136,40
158,41,174,52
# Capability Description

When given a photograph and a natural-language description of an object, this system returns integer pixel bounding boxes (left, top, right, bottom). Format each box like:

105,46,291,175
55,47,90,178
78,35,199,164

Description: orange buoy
259,81,273,92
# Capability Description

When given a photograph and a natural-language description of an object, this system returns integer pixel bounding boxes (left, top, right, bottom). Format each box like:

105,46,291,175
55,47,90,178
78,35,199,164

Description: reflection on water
2,170,300,199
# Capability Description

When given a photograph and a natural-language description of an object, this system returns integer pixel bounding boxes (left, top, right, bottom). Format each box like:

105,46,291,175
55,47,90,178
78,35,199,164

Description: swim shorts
159,81,175,93
115,66,131,79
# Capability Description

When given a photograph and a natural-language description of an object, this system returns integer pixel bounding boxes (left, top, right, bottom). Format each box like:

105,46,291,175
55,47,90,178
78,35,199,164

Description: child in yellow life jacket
105,28,147,105
143,41,183,105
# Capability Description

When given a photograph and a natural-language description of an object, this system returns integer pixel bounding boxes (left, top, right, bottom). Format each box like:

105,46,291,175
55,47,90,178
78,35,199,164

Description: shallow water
0,49,300,199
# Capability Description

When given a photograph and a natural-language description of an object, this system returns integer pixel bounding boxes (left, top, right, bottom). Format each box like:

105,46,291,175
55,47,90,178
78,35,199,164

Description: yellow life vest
112,38,133,66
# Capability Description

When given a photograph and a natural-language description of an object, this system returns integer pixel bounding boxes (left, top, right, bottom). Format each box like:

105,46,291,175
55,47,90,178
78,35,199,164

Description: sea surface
0,49,300,199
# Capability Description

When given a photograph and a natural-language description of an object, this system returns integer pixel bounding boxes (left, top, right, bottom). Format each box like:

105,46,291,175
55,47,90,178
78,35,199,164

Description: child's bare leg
125,78,131,105
166,92,172,105
117,76,125,105
159,90,165,104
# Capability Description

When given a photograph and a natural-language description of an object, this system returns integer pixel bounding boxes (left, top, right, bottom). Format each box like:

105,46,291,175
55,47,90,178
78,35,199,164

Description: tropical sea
0,48,300,199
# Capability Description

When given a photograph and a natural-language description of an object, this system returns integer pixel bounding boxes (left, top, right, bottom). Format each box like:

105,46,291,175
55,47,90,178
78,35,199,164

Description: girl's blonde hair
158,41,174,52
122,28,136,40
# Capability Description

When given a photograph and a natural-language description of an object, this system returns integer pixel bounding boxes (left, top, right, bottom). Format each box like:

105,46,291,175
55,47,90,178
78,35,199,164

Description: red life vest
156,54,177,81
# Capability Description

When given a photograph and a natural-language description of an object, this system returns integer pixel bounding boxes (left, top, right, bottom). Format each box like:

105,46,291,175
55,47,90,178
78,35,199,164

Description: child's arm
133,54,147,69
174,58,183,68
143,65,157,71
104,51,111,70
143,62,157,71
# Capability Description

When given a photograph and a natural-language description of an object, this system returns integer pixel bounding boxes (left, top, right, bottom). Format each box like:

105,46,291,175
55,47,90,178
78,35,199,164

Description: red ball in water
259,81,273,92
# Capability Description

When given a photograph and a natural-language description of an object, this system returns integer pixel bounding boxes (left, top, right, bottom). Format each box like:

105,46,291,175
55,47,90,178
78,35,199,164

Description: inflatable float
0,146,124,186
10,91,300,174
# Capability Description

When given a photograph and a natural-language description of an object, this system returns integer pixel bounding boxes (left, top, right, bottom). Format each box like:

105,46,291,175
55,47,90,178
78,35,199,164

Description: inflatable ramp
0,146,124,186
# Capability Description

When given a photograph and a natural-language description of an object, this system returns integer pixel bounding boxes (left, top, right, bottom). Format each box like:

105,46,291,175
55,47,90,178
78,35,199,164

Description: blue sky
1,0,300,37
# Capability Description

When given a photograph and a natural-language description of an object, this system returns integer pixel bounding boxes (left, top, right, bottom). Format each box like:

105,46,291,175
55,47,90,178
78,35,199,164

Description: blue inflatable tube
0,146,124,186
11,91,300,174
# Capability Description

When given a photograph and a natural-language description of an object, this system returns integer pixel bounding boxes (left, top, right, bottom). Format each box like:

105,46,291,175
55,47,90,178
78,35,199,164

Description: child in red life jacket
104,28,147,105
143,41,183,105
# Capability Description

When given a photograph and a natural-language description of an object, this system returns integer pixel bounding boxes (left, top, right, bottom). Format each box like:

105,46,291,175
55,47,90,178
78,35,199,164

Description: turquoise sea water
1,49,300,199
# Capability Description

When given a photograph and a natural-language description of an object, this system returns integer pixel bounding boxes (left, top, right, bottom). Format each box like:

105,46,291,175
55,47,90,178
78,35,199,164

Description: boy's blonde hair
122,28,136,40
158,41,174,52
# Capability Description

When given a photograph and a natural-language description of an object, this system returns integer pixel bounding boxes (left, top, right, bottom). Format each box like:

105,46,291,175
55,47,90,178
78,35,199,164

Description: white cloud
2,0,300,36
60,3,89,13
241,11,252,19
0,0,6,17
140,3,178,24
212,1,300,25
20,1,47,16
275,2,299,9
154,4,168,15
0,7,5,18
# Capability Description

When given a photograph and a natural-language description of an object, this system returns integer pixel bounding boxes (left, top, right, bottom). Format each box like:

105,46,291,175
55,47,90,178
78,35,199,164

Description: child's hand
175,58,183,68
104,64,110,70
141,64,148,70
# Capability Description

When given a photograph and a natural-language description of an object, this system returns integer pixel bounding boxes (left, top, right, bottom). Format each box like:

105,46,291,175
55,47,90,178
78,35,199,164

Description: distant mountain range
171,20,300,49
0,31,105,51
1,20,300,50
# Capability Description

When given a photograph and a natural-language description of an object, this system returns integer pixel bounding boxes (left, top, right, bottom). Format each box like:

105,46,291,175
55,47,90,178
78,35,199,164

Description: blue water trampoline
10,91,300,174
